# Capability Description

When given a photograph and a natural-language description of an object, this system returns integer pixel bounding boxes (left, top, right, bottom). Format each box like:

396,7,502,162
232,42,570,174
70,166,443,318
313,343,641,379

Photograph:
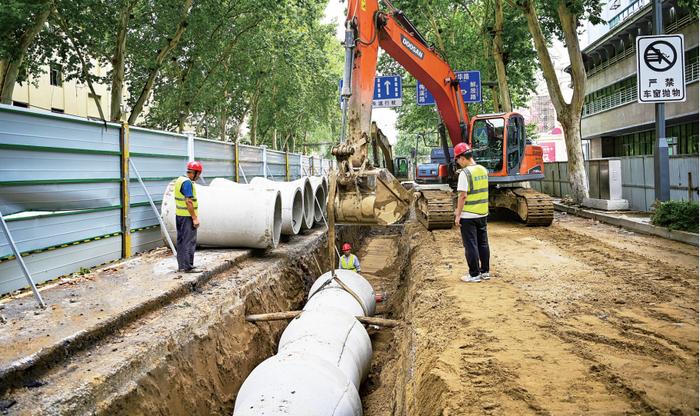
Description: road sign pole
652,0,670,201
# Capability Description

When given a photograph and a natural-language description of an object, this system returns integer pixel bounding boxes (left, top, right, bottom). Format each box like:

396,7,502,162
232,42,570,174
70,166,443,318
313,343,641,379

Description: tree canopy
0,0,342,153
377,0,539,160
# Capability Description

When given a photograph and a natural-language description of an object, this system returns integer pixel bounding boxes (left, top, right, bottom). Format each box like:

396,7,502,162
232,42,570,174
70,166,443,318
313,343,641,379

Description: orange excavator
330,0,553,229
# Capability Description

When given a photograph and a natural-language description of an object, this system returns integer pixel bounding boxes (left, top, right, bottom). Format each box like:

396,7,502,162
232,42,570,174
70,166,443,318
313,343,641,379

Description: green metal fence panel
0,103,334,295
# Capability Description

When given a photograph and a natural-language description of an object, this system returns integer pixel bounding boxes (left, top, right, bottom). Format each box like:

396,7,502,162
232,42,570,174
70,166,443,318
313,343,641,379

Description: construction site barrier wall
0,104,335,296
532,155,699,211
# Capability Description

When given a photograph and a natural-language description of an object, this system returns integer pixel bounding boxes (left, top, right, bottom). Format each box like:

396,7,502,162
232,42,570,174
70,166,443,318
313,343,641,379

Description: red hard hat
342,243,352,251
454,142,471,160
186,161,203,172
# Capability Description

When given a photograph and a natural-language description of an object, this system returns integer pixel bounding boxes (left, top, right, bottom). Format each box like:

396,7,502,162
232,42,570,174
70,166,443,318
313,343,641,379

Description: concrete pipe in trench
305,269,376,316
161,180,282,249
218,177,304,235
233,270,376,415
308,176,327,225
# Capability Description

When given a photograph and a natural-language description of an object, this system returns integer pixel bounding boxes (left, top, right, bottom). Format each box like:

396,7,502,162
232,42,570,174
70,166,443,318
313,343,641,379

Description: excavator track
513,188,554,226
490,187,553,226
415,189,454,230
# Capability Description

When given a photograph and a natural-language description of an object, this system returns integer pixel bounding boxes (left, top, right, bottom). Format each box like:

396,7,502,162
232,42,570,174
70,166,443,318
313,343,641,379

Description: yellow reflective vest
462,164,489,216
174,176,198,217
340,254,358,272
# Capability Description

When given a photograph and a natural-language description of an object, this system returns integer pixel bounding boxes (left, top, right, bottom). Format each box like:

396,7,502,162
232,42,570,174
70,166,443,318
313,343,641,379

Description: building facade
581,0,699,158
10,63,113,121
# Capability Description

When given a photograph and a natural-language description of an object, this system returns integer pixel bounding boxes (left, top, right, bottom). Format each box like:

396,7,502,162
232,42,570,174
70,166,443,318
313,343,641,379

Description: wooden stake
245,311,401,328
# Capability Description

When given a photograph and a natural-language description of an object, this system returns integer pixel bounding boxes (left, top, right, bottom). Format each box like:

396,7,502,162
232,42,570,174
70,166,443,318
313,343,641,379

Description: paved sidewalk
0,244,252,391
553,201,698,246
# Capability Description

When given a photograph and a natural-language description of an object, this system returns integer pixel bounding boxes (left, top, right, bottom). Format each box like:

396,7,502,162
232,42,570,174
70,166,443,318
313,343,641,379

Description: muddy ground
360,213,698,416
2,213,696,415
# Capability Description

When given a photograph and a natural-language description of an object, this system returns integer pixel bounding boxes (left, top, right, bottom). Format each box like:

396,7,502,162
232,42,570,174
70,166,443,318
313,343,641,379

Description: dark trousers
459,217,490,277
176,216,197,271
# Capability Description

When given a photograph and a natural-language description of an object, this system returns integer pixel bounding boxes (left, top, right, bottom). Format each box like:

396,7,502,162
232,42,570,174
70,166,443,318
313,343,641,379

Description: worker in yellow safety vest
174,161,203,273
453,142,491,283
338,242,361,272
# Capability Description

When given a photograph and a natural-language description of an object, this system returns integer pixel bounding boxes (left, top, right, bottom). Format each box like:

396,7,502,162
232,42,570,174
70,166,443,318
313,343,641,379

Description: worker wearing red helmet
453,142,491,283
338,242,361,273
174,161,203,273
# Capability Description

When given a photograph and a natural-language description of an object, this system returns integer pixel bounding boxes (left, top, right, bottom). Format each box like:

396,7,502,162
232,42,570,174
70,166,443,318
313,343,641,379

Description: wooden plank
245,311,401,328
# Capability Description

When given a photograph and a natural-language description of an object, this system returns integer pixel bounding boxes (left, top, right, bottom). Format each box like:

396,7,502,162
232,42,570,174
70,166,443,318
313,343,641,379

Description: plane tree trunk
522,0,589,202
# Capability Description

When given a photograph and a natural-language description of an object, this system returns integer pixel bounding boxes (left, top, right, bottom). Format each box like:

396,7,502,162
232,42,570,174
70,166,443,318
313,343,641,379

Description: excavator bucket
333,168,412,225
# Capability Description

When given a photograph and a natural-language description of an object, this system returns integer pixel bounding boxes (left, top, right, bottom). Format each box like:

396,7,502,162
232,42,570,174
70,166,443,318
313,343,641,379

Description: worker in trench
453,142,491,283
338,242,361,273
174,161,203,273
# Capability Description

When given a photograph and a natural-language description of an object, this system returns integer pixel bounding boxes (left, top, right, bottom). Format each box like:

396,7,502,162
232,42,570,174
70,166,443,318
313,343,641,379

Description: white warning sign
636,34,686,103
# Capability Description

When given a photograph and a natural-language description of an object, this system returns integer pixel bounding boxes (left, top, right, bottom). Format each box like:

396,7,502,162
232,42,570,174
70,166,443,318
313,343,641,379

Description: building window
12,101,28,108
50,65,62,87
604,122,699,157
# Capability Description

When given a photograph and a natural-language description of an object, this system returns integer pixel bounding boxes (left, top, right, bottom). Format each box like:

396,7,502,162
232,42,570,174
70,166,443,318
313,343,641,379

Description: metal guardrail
588,14,694,79
583,85,637,116
583,59,699,117
587,48,636,78
608,0,650,29
686,60,699,84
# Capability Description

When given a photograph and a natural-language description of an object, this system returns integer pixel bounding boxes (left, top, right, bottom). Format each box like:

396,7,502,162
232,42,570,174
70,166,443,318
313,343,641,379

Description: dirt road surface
361,213,698,416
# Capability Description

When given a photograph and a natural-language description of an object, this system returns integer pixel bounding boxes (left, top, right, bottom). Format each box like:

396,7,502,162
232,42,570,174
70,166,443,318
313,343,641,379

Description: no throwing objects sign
636,34,685,103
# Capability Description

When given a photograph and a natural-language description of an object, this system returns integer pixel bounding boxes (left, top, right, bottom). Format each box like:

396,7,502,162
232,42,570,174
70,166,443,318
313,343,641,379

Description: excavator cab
469,112,544,181
469,112,553,226
393,157,410,181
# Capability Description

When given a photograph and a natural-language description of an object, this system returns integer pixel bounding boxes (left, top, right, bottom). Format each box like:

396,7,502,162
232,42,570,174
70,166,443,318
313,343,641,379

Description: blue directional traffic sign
339,75,403,109
416,70,481,106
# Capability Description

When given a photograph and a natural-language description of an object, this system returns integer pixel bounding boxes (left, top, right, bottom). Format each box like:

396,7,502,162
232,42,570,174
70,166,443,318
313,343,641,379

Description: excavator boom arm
377,12,469,147
344,0,469,169
332,0,476,228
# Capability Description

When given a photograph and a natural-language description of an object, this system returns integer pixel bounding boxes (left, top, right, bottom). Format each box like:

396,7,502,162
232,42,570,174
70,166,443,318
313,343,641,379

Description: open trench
3,223,433,415
6,212,695,415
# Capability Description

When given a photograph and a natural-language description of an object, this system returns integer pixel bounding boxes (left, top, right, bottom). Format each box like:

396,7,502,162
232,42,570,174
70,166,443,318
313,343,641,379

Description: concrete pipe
161,180,282,249
278,309,372,389
240,177,304,235
234,271,377,415
318,175,328,195
289,177,315,230
304,270,376,317
233,352,362,416
308,176,327,225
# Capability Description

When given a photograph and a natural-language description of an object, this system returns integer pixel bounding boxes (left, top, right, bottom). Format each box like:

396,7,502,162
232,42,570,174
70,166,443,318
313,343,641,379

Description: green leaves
384,0,538,158
1,0,341,151
651,200,699,233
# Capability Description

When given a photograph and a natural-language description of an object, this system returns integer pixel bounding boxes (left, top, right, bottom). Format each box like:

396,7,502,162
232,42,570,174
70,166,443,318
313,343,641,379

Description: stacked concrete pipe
233,269,376,415
289,177,315,230
216,178,304,235
161,180,282,249
308,176,328,225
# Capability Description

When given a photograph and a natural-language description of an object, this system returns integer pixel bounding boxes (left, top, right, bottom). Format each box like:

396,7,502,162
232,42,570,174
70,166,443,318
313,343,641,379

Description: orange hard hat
187,161,203,172
342,243,352,251
454,142,471,160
